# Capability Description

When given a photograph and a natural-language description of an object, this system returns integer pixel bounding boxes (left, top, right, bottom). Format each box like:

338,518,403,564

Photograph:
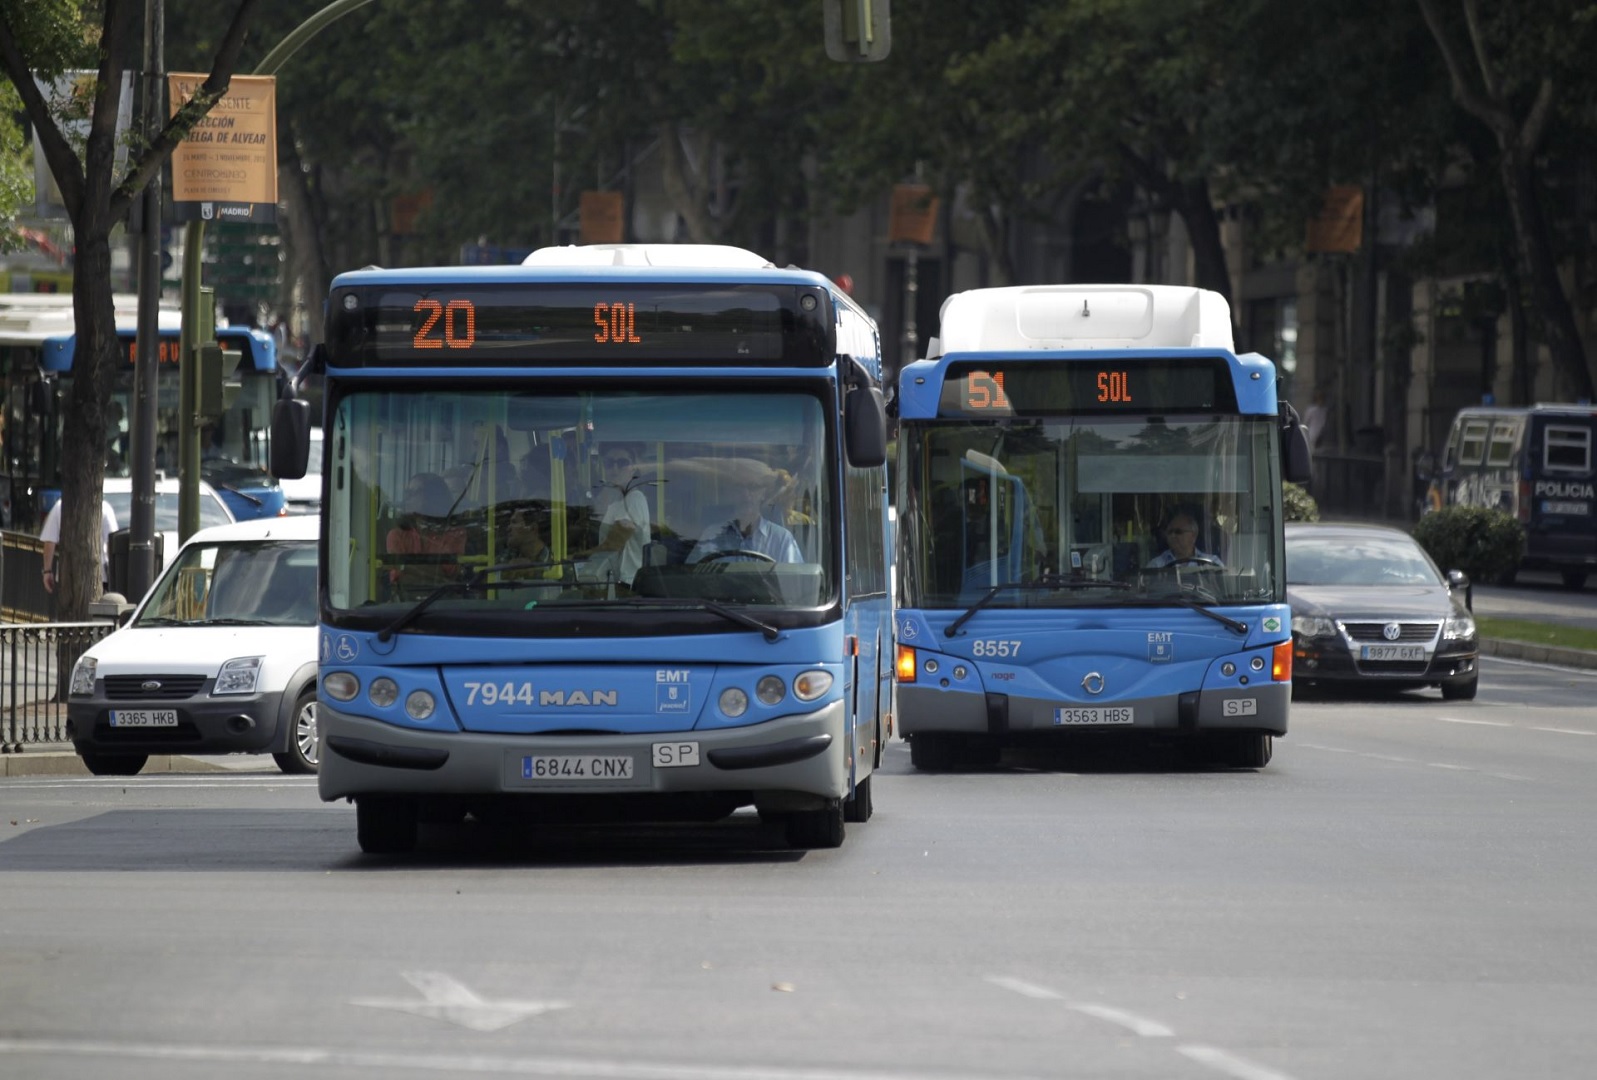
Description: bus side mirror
270,397,312,480
846,386,888,468
1281,403,1313,484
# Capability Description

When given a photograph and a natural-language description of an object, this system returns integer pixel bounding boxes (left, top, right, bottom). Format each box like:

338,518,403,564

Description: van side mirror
270,397,312,480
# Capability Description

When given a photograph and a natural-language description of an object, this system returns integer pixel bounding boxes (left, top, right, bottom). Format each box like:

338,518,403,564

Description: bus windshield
898,415,1282,608
325,388,835,624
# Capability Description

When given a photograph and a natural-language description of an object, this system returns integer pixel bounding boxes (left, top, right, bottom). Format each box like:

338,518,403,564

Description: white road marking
1531,726,1595,736
351,971,569,1032
1178,1044,1299,1080
987,977,1299,1077
0,1037,1028,1080
1435,717,1510,727
1427,763,1473,771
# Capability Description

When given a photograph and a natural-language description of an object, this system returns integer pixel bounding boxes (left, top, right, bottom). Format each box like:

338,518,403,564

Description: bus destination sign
938,357,1239,417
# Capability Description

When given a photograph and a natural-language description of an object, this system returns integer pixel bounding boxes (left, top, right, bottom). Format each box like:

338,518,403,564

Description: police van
1428,404,1597,587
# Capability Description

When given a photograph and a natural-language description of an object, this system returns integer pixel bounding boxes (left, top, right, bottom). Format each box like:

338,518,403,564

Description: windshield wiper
945,575,1130,638
377,561,549,642
205,618,277,626
587,597,781,642
1123,595,1249,635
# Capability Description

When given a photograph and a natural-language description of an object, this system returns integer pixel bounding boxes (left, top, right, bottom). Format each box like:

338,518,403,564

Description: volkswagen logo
141,680,162,692
1382,622,1402,641
1081,671,1106,695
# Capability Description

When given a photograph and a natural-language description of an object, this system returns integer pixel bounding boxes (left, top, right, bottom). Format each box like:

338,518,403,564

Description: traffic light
197,343,243,422
823,0,891,62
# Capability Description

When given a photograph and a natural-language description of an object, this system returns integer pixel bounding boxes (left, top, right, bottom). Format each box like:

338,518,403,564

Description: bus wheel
1224,733,1273,769
785,800,845,849
79,752,148,776
844,775,873,823
909,733,956,771
356,795,419,854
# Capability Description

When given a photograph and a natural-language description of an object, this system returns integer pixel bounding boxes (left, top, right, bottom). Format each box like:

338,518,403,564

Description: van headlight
69,656,97,697
213,656,263,695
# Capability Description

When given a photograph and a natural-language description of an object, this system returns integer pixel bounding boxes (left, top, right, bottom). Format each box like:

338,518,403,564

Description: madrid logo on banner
168,74,278,224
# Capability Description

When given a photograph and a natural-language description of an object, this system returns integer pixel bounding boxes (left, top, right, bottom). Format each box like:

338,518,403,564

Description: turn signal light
896,644,917,683
1272,640,1293,682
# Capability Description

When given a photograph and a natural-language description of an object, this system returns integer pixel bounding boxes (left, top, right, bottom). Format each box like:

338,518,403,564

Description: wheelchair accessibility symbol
334,634,359,662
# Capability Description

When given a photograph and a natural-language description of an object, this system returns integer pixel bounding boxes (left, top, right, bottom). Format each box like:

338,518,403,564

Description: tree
0,0,261,620
1416,0,1597,401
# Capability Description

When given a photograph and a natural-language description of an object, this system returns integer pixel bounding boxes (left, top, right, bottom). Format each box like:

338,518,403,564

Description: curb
0,750,276,778
1479,637,1597,670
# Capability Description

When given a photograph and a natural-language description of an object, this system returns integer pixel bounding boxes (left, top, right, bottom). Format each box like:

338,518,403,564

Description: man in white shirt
39,497,118,593
688,460,803,565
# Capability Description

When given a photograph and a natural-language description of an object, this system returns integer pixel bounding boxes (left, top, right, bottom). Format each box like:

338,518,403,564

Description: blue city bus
272,244,892,853
0,295,283,528
893,284,1311,770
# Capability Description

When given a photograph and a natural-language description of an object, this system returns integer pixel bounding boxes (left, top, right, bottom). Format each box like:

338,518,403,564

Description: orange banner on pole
169,74,278,223
888,184,939,246
1305,185,1364,254
581,191,625,244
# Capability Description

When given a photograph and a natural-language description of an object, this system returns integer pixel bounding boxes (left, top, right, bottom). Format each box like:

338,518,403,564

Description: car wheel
909,733,956,771
785,799,845,849
843,774,873,823
273,690,319,775
1441,673,1479,701
355,795,418,854
79,751,149,776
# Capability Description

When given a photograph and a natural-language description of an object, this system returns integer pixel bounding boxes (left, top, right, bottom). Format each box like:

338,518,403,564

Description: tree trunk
1173,178,1232,304
1499,153,1593,401
59,235,117,622
658,121,718,243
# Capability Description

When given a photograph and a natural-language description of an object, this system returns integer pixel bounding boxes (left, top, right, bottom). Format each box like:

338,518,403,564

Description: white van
65,515,320,775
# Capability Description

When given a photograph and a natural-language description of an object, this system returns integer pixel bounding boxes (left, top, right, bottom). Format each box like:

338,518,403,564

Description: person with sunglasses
588,444,650,586
1146,510,1223,568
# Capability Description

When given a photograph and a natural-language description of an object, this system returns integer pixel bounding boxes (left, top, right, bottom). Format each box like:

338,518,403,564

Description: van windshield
136,540,318,627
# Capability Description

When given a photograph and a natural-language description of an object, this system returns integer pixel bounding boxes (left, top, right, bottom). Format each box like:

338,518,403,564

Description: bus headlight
69,656,97,697
406,690,436,720
793,670,832,702
368,677,399,708
720,687,749,718
323,672,359,702
213,656,262,695
756,675,786,706
1444,613,1476,641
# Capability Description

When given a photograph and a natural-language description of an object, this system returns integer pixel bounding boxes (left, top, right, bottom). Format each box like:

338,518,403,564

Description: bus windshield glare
898,415,1281,607
325,388,836,621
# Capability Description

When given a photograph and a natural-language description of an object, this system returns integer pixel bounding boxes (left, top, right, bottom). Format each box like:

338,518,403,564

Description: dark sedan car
1286,522,1479,700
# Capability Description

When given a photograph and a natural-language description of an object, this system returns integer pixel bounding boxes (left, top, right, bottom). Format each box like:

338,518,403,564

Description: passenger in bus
587,443,650,586
687,459,803,565
385,470,467,596
1146,510,1223,568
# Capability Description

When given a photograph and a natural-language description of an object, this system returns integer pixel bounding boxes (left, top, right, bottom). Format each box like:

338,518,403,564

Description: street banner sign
168,74,278,223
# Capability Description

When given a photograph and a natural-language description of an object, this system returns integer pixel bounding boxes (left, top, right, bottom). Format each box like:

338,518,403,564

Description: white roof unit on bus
522,243,774,269
933,284,1235,355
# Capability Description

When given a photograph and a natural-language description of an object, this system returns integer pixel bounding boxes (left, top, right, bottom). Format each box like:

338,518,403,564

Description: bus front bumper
896,683,1288,738
317,699,850,806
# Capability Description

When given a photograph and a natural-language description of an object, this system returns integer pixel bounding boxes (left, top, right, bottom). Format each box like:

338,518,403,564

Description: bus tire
844,775,873,823
909,733,956,771
1225,733,1272,769
79,751,148,776
785,799,845,849
356,795,419,854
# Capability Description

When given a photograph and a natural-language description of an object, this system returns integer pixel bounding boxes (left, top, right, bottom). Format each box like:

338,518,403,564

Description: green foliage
1282,482,1319,522
1411,505,1526,580
0,83,31,249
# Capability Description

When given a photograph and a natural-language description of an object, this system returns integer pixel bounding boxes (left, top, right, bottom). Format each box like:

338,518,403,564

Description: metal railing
1,622,116,752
